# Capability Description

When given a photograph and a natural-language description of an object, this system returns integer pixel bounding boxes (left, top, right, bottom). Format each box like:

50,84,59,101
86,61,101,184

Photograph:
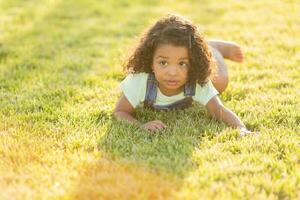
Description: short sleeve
193,80,219,105
120,73,147,108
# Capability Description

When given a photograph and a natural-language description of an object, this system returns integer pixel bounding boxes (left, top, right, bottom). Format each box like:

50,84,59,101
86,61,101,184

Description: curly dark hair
125,14,216,86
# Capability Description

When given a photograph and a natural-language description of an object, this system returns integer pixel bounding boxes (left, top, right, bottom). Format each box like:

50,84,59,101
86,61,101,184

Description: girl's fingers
239,129,259,138
152,123,166,130
153,120,167,128
148,126,158,132
141,120,167,132
143,124,159,132
147,122,166,132
151,123,164,131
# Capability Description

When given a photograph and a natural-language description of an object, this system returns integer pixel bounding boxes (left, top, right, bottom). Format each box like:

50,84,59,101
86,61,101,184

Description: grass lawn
0,0,299,199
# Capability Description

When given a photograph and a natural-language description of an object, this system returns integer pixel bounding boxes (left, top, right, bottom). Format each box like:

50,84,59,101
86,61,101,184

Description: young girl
113,14,255,136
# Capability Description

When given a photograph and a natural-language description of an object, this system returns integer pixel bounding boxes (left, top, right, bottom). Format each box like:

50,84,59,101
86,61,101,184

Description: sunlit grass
0,0,299,199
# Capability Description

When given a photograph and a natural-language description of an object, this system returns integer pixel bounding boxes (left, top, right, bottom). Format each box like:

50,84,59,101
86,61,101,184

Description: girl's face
152,44,189,96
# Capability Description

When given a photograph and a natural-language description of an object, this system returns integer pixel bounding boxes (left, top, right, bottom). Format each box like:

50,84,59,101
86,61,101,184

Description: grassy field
0,0,299,199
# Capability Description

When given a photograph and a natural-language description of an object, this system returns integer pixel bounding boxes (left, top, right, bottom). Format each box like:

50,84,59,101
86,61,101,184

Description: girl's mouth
165,80,180,86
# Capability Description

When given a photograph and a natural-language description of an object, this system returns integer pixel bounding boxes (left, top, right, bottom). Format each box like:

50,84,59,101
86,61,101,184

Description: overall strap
144,73,157,108
184,81,196,97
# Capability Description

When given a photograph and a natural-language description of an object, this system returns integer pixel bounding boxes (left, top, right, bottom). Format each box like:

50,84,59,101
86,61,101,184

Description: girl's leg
208,40,244,93
209,47,228,93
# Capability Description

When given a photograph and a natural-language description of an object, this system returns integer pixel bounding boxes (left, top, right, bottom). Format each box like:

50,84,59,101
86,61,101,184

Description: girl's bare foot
208,40,244,63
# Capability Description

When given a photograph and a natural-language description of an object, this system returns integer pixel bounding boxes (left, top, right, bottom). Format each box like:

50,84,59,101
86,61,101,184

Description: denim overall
144,73,196,110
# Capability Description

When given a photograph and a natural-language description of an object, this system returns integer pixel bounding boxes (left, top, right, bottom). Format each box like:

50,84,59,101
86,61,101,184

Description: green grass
0,0,299,199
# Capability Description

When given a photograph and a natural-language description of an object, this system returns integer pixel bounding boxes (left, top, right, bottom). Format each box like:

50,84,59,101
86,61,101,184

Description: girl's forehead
154,44,189,59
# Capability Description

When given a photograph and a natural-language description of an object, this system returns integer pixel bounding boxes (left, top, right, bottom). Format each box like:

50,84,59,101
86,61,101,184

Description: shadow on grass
70,105,226,198
99,107,214,176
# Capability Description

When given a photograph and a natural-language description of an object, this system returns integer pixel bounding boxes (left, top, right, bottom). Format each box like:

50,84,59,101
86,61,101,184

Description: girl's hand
239,127,259,137
141,120,167,132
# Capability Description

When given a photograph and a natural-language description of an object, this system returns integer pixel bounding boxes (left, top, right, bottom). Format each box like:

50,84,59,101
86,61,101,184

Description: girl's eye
179,61,189,68
159,60,168,67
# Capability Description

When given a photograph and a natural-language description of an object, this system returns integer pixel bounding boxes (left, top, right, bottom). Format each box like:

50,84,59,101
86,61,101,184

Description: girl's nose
167,66,177,76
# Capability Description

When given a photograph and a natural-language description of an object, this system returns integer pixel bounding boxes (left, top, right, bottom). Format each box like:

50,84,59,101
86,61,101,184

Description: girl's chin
165,85,181,90
163,83,178,88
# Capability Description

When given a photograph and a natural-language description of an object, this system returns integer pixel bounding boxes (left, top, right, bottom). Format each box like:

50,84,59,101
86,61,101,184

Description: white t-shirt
120,73,218,108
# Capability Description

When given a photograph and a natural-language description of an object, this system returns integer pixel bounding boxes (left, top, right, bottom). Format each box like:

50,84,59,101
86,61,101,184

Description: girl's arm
113,94,141,125
113,94,167,131
205,96,254,135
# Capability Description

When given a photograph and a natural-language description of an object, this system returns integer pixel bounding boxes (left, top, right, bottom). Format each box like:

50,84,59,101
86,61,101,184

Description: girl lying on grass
113,14,255,136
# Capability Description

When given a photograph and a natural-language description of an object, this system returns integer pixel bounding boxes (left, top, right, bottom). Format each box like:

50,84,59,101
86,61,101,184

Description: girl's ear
151,64,154,71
